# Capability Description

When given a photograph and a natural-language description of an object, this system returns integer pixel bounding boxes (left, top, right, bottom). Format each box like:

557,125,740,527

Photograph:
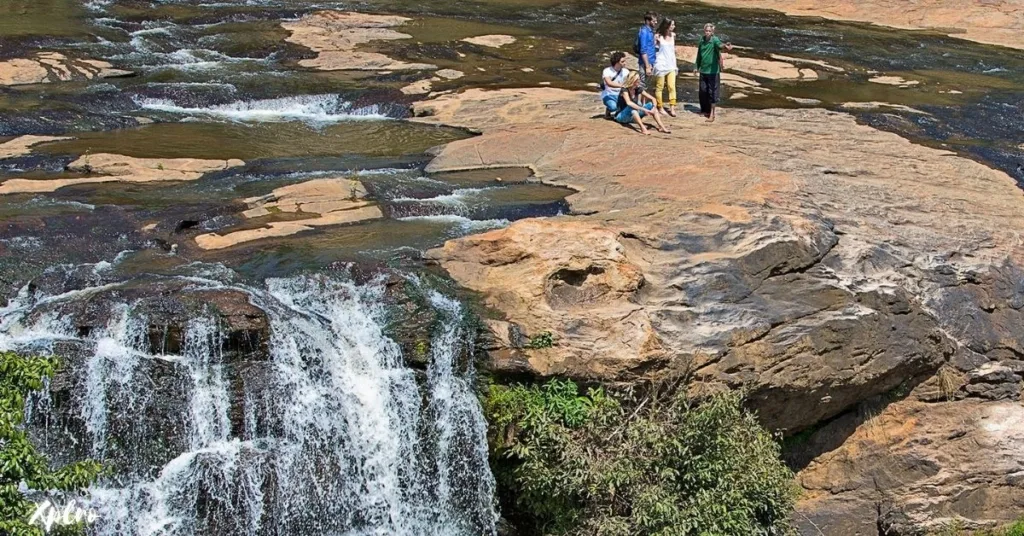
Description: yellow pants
654,71,677,108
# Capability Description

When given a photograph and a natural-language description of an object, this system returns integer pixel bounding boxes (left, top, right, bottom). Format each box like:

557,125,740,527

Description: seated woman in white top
653,18,679,117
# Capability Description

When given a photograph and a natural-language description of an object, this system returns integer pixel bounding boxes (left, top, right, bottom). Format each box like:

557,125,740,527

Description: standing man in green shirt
693,23,732,122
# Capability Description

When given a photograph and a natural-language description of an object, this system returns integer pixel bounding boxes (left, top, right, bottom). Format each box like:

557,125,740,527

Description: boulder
427,219,663,380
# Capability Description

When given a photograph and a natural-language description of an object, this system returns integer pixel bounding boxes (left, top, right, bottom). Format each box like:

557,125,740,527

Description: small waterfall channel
0,268,497,535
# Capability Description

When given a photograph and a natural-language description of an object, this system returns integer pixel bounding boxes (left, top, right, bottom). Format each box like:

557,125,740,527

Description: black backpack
633,30,642,55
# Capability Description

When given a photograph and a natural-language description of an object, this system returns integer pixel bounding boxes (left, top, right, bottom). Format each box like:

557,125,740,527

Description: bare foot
658,127,672,134
641,128,651,135
667,108,677,117
706,114,716,123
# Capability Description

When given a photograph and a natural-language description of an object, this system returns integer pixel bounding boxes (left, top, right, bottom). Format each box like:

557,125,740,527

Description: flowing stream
0,269,497,535
4,0,1024,533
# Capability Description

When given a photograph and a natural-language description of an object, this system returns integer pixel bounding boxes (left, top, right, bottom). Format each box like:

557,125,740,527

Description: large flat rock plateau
415,88,1024,534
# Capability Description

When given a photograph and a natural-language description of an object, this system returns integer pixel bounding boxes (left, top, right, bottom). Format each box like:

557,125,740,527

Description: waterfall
0,271,497,536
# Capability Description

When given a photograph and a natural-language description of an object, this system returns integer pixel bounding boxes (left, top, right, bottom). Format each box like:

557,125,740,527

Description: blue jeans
614,101,654,124
602,95,618,114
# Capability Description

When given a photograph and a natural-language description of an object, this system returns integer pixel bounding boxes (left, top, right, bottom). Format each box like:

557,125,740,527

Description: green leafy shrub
936,518,1024,536
525,331,554,349
0,351,103,535
484,379,796,536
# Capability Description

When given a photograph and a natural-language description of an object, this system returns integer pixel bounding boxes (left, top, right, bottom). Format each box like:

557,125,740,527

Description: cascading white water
0,271,497,536
133,94,389,124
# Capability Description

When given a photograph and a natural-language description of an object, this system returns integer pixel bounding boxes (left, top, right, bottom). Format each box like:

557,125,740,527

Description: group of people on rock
601,11,733,134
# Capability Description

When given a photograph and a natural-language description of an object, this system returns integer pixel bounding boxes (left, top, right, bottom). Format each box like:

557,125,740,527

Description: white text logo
28,499,99,532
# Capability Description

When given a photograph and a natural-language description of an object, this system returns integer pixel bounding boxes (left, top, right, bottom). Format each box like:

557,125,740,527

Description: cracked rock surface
416,87,1024,532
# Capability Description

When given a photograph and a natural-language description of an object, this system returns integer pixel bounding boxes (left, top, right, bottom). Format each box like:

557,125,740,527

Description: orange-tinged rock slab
194,206,383,250
427,219,664,379
416,85,1024,529
792,399,1024,534
462,34,517,48
415,86,1024,398
0,154,244,194
0,52,131,86
194,177,381,249
869,75,920,86
696,0,1024,50
0,135,72,159
282,11,436,71
769,53,844,72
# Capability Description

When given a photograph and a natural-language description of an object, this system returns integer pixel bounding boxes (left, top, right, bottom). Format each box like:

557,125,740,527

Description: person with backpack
652,18,679,117
693,22,733,122
601,52,630,118
635,11,658,90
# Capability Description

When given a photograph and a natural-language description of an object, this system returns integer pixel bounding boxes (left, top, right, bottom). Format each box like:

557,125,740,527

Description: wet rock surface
21,276,273,475
417,87,1024,530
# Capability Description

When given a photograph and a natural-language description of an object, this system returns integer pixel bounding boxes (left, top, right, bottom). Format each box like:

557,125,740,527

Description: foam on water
390,187,491,204
134,94,389,124
397,214,510,234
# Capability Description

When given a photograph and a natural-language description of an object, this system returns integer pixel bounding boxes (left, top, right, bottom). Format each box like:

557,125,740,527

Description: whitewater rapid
1,268,497,536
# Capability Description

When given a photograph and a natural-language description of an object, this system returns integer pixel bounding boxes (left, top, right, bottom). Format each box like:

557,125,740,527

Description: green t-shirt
695,36,723,74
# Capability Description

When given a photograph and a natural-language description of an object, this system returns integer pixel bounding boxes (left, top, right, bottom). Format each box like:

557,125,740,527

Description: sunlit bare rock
462,34,517,48
693,0,1024,50
677,45,818,80
0,135,71,159
194,178,382,249
282,11,436,71
415,86,1024,528
0,52,131,86
0,154,244,194
869,75,921,86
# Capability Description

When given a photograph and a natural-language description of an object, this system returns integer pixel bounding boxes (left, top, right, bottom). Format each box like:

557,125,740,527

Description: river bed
2,0,1023,534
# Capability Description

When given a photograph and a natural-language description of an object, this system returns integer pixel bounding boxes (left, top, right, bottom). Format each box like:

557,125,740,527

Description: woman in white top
653,18,678,117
